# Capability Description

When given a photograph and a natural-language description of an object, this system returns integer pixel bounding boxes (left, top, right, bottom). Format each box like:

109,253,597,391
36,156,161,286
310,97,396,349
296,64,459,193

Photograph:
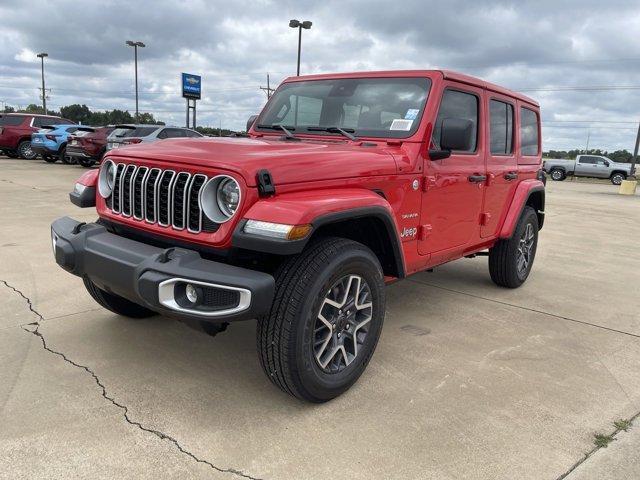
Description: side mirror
440,118,474,152
246,114,258,132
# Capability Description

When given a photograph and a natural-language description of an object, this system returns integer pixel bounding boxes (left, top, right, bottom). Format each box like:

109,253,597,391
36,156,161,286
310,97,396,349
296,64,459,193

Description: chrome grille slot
110,164,125,213
121,165,137,217
157,170,176,227
144,168,161,222
187,174,207,232
106,164,212,234
171,172,191,230
132,167,148,220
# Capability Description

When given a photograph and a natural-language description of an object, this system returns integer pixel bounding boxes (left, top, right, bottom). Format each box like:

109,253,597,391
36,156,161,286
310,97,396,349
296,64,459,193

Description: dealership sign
182,73,201,99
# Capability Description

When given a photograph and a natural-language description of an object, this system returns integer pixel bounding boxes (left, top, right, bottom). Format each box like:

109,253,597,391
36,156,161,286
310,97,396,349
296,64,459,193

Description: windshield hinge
256,169,276,197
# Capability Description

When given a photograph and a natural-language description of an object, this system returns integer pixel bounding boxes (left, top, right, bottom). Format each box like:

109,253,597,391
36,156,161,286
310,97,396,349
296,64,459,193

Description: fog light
185,283,200,304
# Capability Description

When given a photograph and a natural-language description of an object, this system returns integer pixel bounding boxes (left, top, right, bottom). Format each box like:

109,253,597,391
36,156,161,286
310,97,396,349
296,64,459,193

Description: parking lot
1,156,639,479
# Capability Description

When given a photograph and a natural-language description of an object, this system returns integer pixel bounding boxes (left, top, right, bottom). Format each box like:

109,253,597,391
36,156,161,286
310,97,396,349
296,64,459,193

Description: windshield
256,77,431,139
111,126,157,138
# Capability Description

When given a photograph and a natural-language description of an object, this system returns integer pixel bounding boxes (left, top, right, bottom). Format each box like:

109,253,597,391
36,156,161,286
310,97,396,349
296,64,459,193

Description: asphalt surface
1,157,639,479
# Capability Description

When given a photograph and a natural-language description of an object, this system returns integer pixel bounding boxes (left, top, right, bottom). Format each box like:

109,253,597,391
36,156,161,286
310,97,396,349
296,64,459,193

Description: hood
106,136,399,186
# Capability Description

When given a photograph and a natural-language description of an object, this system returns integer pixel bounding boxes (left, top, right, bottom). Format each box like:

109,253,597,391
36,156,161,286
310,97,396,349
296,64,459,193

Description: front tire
611,172,626,185
58,145,75,164
18,141,37,160
489,206,539,288
257,237,386,402
78,158,96,168
83,277,156,318
550,168,565,181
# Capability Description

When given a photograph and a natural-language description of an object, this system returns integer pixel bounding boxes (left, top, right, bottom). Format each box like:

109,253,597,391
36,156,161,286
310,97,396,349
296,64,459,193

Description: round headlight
200,175,241,223
98,160,117,198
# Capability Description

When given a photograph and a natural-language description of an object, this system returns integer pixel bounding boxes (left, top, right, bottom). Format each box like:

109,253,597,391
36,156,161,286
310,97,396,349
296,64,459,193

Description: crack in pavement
408,278,640,339
1,280,264,480
555,411,640,480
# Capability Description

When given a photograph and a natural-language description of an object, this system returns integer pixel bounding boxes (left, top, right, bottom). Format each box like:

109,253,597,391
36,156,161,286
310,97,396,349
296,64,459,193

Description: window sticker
405,109,419,120
390,119,413,131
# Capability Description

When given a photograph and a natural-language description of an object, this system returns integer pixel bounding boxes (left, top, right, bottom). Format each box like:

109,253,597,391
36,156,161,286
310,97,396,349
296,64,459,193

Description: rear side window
32,117,47,127
158,128,186,139
0,115,25,126
520,108,539,156
185,129,202,138
579,156,597,164
489,100,514,155
112,127,156,138
432,89,478,152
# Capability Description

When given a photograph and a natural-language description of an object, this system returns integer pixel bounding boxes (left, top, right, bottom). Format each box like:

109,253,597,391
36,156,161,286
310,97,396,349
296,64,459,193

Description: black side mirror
246,114,258,132
440,118,474,151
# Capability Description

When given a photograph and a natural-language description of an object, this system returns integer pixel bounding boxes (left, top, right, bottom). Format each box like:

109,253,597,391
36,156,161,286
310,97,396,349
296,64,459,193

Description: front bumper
51,216,275,322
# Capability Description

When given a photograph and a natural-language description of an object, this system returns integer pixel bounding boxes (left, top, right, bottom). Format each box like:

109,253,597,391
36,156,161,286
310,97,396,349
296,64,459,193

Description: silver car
106,124,202,151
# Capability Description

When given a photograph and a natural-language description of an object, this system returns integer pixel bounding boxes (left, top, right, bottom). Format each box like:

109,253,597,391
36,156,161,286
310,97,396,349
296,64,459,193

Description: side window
489,99,514,155
185,129,201,138
32,117,45,127
157,129,168,139
66,127,78,133
520,108,539,156
579,156,596,164
595,157,608,166
432,89,478,152
166,128,186,138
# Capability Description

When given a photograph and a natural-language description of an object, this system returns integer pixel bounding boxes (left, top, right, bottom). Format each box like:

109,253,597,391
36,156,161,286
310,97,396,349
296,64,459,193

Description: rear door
575,156,597,176
419,83,486,255
481,94,517,237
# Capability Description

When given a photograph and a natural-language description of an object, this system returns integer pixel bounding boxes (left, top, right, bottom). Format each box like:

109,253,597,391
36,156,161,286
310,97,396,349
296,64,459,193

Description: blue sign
182,73,201,99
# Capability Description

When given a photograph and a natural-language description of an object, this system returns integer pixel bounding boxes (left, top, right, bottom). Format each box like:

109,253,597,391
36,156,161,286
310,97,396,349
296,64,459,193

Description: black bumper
31,145,57,156
51,216,275,322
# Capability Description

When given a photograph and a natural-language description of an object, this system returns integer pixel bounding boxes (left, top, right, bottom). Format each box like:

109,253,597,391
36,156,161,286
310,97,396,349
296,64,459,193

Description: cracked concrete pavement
1,157,639,479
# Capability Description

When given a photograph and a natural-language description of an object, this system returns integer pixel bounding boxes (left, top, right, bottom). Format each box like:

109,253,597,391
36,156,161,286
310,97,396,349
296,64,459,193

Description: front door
481,95,518,237
419,84,485,255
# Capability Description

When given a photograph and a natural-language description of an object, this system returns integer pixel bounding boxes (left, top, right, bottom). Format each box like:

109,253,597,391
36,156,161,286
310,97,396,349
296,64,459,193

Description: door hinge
479,212,492,226
421,176,436,192
418,224,432,240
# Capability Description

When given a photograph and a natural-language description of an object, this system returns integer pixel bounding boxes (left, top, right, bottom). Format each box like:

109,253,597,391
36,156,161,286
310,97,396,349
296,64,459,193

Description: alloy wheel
313,274,373,373
516,223,535,276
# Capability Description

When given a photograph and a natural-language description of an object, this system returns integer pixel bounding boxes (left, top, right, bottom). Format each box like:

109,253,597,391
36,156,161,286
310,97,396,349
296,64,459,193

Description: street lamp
36,52,48,115
125,40,145,121
289,19,312,76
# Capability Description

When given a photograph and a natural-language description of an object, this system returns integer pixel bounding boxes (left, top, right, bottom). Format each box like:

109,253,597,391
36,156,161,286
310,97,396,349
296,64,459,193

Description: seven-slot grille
106,163,213,233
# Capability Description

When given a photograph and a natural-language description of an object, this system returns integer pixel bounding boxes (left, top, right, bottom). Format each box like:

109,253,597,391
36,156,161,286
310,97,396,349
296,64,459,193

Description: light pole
126,40,145,121
36,52,48,115
289,20,312,76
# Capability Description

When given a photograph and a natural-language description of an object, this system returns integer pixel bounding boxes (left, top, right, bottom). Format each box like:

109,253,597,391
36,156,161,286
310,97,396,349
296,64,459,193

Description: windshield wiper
307,126,358,141
256,124,299,140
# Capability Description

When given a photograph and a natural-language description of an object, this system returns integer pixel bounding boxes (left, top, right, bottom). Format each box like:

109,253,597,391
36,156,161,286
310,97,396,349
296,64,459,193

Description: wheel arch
610,170,627,178
232,189,406,279
498,180,545,238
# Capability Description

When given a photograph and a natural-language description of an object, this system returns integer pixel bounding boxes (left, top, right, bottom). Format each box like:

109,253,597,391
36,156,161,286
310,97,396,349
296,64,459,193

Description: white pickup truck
543,155,632,185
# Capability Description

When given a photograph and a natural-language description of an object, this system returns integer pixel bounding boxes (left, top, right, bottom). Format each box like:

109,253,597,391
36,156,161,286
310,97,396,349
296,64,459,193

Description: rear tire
83,277,156,318
489,206,539,288
611,172,626,185
550,168,565,181
257,237,386,402
18,141,37,160
78,158,96,168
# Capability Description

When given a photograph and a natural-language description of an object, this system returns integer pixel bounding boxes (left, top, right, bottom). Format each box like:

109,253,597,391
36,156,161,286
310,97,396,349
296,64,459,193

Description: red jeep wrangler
51,70,544,402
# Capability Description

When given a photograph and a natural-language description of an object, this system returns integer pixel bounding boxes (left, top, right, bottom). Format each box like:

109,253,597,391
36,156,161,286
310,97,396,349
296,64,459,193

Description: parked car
52,69,545,402
543,154,631,185
105,124,202,151
31,124,81,163
67,126,116,167
0,113,75,159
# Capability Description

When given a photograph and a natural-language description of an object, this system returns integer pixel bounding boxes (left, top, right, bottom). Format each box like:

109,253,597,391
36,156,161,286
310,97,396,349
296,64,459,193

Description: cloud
1,0,639,150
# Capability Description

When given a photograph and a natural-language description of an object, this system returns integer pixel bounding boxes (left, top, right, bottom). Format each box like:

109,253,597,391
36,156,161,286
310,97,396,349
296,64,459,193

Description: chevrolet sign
182,73,201,99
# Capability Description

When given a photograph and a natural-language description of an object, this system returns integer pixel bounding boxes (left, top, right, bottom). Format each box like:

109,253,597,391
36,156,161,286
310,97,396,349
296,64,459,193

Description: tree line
2,103,161,126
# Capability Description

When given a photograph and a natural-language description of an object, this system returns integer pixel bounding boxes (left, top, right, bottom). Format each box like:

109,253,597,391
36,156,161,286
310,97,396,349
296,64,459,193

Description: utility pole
126,41,145,122
36,52,48,114
630,121,640,178
260,73,275,98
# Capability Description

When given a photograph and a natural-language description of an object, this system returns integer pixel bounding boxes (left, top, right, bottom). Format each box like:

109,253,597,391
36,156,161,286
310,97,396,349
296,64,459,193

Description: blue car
31,124,80,164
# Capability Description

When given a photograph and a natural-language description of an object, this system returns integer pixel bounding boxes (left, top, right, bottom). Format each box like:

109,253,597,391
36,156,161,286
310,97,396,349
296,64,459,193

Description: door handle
504,172,518,180
468,174,487,183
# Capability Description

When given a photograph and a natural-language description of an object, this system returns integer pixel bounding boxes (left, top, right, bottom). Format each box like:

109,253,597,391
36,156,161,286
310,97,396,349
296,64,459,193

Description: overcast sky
1,0,639,151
